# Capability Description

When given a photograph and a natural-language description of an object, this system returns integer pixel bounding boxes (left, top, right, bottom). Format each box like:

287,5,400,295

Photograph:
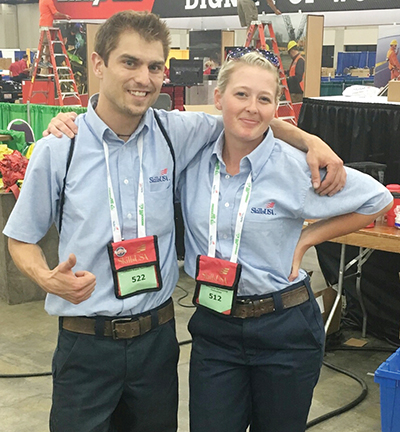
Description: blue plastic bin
375,348,400,432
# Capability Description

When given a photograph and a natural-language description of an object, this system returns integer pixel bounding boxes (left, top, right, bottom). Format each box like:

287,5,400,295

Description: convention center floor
0,248,396,432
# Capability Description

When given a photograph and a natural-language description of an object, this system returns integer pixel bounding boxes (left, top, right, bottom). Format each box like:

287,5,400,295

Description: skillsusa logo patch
250,201,276,216
149,168,169,184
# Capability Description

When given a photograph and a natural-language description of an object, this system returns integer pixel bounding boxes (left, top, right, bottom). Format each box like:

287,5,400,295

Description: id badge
193,255,241,316
107,235,162,299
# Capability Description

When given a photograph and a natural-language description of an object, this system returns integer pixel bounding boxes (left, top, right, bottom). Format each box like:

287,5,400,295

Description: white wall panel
344,27,379,46
0,5,18,49
17,4,40,50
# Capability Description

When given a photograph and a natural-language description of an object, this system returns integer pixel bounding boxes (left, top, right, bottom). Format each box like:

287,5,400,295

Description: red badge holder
107,235,162,299
192,255,241,316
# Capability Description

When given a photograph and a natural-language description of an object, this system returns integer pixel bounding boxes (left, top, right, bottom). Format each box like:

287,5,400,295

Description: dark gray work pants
50,316,179,432
189,280,325,432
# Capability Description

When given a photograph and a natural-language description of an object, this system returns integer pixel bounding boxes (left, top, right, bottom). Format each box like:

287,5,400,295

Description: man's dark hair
94,10,171,66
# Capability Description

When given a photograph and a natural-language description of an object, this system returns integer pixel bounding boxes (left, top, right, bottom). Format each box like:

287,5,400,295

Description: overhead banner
275,0,400,13
56,0,400,21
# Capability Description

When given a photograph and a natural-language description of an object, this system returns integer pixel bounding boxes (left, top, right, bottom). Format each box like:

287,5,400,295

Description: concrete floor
0,248,396,432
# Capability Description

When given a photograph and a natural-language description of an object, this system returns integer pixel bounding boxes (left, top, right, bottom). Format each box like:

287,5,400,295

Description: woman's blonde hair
217,51,281,104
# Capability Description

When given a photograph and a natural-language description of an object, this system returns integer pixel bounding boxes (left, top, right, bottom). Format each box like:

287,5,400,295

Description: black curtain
298,97,400,184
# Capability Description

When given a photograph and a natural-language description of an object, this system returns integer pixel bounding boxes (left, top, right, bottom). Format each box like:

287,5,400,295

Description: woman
177,48,392,432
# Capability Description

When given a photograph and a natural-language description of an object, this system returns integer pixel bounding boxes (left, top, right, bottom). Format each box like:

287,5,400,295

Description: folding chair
7,118,36,143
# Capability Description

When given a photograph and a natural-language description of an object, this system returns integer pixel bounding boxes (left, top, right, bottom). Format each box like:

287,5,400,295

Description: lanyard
102,134,146,243
208,159,252,263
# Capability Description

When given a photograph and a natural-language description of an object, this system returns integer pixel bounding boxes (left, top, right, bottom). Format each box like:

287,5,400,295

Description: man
237,0,281,30
5,10,344,432
19,54,30,77
38,0,71,71
386,39,400,80
39,0,70,28
286,40,305,103
8,59,22,80
9,54,30,82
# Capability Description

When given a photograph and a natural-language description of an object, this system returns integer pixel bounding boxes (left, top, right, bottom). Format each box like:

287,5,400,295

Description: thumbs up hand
43,253,96,304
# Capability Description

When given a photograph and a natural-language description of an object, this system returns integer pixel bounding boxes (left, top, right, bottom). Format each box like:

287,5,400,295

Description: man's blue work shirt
3,95,222,316
178,128,393,296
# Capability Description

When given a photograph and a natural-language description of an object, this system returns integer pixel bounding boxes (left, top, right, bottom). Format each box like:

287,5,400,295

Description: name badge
108,235,162,299
193,255,241,316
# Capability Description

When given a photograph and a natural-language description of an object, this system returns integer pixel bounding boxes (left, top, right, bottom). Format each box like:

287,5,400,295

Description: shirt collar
85,93,150,144
211,128,275,180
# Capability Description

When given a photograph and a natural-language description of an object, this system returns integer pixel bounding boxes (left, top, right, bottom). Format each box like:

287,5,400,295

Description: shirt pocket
147,181,174,237
149,178,172,193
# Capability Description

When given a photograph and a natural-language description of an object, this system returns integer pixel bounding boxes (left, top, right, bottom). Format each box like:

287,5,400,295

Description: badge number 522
132,274,146,283
117,265,158,296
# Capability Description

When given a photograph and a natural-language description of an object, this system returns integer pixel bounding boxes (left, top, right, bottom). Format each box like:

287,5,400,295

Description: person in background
38,0,71,72
9,59,21,80
39,0,71,29
9,54,30,82
177,47,393,432
237,0,281,30
19,54,30,77
286,40,305,103
204,60,215,75
386,39,400,80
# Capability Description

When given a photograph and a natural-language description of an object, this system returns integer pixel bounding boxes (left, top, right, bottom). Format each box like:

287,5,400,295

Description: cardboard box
0,58,12,70
350,68,370,77
387,80,400,102
314,285,342,335
321,67,335,77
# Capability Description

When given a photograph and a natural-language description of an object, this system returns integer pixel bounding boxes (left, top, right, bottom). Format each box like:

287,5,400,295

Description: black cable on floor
175,283,196,309
326,346,395,352
306,359,368,429
0,371,51,378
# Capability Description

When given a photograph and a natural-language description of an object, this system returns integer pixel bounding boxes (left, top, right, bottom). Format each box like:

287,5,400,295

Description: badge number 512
198,284,233,314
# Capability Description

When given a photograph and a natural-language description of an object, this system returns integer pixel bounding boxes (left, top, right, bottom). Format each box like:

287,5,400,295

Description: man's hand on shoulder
306,134,346,196
43,111,78,139
42,254,96,304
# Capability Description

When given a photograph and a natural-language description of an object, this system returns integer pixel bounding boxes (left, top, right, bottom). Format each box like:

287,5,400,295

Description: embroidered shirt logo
251,201,276,215
149,169,169,183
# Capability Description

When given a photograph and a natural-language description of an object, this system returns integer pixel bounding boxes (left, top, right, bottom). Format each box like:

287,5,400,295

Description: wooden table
0,134,12,142
328,222,400,254
306,220,400,336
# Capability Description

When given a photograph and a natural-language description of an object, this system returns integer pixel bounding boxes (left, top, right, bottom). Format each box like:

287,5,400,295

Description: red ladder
28,28,82,106
245,21,297,125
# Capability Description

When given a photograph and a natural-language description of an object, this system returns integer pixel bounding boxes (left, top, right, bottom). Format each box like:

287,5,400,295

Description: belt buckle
111,317,132,340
